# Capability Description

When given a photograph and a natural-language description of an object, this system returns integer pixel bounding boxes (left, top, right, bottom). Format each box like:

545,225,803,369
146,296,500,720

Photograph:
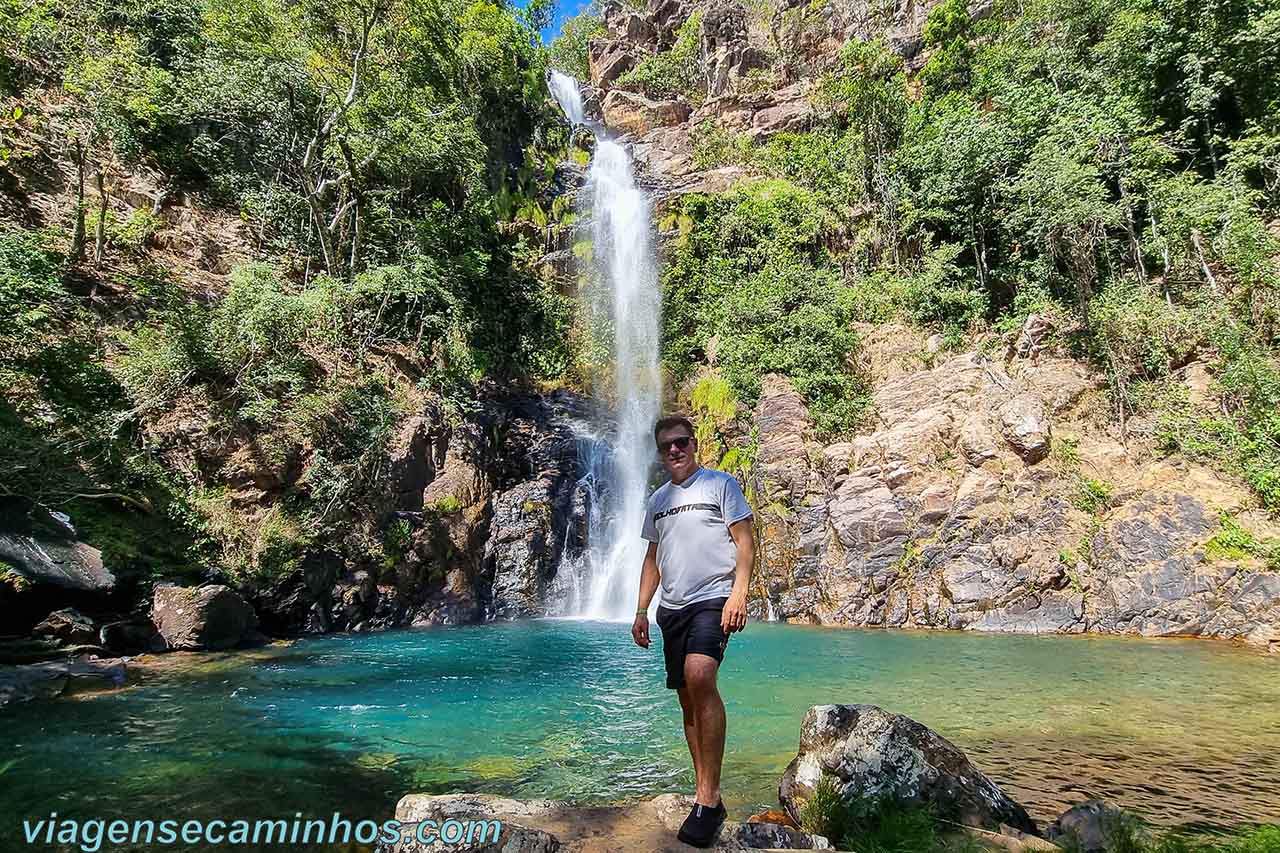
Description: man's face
656,426,697,480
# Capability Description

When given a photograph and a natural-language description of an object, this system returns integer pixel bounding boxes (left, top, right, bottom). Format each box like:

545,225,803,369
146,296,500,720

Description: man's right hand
631,614,650,648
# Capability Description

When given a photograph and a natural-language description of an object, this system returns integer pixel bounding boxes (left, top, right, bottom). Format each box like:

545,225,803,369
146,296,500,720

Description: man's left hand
721,592,748,634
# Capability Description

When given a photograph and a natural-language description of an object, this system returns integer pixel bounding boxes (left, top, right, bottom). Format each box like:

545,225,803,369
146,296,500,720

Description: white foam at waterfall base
547,72,662,622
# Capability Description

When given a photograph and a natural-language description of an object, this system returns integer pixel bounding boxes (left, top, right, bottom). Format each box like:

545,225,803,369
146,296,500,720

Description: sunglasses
657,435,693,454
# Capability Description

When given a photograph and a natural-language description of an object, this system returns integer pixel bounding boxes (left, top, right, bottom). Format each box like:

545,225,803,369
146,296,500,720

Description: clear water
4,623,1279,850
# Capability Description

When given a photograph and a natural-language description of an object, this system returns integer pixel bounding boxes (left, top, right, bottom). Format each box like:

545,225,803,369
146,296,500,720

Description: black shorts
655,597,730,690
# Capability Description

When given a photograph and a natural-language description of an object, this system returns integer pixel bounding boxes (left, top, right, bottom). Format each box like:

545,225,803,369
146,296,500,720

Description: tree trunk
93,170,107,265
70,138,87,262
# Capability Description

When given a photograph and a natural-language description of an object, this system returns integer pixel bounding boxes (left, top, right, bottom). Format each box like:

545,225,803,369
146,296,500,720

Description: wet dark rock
0,498,116,595
33,607,98,645
99,617,165,653
483,394,588,618
388,414,441,512
0,656,127,707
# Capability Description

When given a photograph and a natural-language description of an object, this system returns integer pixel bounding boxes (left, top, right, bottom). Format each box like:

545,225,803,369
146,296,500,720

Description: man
631,415,754,848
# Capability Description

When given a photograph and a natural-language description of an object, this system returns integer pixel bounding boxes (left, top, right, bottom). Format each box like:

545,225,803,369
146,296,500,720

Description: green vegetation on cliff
670,0,1280,505
0,0,570,580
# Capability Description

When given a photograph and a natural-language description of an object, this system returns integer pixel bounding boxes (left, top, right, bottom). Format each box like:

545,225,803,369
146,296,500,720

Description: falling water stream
548,71,662,621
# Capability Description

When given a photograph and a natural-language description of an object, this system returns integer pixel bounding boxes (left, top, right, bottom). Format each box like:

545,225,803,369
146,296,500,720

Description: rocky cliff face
572,0,976,194
745,323,1280,650
253,388,595,634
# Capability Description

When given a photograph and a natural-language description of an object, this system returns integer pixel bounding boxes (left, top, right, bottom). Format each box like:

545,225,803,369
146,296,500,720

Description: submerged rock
152,584,258,651
1046,800,1127,853
0,656,127,707
778,704,1038,835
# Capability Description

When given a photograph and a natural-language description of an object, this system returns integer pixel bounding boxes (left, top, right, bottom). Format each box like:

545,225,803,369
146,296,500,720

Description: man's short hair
653,416,695,446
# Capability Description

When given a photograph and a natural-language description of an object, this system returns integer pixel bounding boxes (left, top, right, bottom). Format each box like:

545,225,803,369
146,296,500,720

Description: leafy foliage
662,181,868,437
797,776,967,853
548,2,604,82
0,0,575,583
615,10,705,102
678,0,1280,506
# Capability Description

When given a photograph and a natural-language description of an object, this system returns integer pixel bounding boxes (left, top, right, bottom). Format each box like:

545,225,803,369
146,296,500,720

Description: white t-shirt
641,466,753,609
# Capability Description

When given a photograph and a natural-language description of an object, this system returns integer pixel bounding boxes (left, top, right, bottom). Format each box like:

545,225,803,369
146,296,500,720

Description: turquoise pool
4,621,1278,849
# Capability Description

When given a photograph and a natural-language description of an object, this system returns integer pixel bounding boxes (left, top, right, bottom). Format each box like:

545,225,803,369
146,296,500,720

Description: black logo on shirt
653,502,719,521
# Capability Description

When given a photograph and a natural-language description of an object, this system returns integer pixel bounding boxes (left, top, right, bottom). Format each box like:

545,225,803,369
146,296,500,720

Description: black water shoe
677,799,726,848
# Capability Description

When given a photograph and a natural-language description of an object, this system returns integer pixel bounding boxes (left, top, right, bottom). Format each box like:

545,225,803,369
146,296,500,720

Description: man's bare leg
683,653,725,807
676,687,704,796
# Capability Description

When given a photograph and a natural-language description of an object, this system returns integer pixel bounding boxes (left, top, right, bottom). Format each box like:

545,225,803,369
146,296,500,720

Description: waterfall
548,71,662,622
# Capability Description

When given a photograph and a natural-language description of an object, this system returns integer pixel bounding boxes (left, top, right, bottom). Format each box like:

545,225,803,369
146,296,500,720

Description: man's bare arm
722,518,754,633
632,542,660,648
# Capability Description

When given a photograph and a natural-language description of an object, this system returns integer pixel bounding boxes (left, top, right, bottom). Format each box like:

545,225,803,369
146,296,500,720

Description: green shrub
798,775,955,853
1072,478,1114,515
1097,816,1280,853
690,374,740,466
382,517,415,569
615,11,704,101
798,775,854,842
691,121,753,170
0,229,69,359
1089,281,1203,379
662,182,867,437
110,208,164,252
848,243,985,337
920,0,975,94
111,310,209,415
1157,333,1280,510
1204,513,1279,570
427,495,463,515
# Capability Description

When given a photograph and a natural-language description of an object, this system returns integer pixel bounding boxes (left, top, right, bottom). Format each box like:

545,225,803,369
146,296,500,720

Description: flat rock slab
0,656,127,707
379,793,833,852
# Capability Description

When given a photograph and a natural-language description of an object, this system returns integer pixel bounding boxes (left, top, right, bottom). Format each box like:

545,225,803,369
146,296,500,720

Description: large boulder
151,584,258,651
378,793,832,852
997,393,1051,463
751,98,813,138
0,499,115,595
778,704,1037,834
588,38,635,88
601,89,692,135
